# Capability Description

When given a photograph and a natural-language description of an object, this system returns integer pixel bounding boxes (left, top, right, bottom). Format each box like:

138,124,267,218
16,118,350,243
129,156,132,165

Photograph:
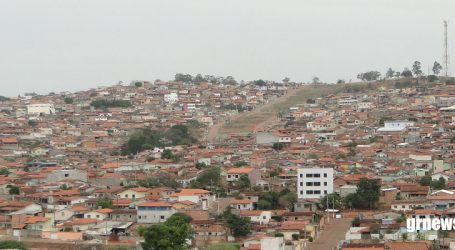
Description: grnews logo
407,218,455,232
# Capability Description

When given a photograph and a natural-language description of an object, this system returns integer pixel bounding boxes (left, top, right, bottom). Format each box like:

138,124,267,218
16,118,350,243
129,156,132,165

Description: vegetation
222,209,251,237
205,243,240,250
357,71,381,81
344,178,380,209
0,240,27,250
272,142,285,151
121,123,199,155
7,185,20,195
90,99,131,108
96,197,114,209
189,167,220,189
257,189,297,210
319,193,342,210
139,213,193,250
0,168,10,176
420,176,446,190
63,97,74,104
138,172,180,189
235,175,251,191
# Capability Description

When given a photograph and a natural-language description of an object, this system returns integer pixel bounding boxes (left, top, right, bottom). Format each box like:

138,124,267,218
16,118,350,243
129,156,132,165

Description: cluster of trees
63,97,74,104
90,99,131,108
358,61,445,83
121,123,199,155
138,172,180,189
257,189,297,211
419,176,446,190
319,178,380,210
0,96,10,102
174,73,237,85
220,103,248,112
189,167,221,190
221,209,251,237
272,142,285,151
139,213,193,250
96,197,114,209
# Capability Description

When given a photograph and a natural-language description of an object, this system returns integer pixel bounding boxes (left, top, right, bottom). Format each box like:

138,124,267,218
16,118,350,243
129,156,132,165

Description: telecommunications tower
443,20,449,77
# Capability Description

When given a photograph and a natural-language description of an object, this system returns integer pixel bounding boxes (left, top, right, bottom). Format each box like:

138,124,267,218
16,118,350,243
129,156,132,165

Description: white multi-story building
27,103,55,115
377,120,415,132
297,168,334,199
164,93,179,104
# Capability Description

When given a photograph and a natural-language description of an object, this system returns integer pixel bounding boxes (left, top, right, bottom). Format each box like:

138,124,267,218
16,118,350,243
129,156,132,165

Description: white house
377,120,415,132
169,189,212,210
239,210,272,224
164,93,179,104
27,104,55,115
136,201,176,224
297,167,334,199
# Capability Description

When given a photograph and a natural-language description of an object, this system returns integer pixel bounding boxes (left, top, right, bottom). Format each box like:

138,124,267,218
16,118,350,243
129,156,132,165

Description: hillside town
2,75,455,250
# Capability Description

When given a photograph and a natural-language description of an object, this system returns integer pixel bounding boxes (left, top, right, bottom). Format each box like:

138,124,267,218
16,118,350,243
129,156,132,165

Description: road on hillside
206,86,306,142
307,218,351,250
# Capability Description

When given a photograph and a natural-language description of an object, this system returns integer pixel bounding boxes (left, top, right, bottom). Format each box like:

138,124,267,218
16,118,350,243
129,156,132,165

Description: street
308,218,351,250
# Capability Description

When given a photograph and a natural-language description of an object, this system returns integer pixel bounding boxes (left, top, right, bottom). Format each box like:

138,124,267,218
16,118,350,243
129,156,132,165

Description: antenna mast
443,20,449,77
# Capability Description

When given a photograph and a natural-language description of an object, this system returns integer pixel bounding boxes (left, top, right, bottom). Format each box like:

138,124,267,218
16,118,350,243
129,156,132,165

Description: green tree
96,197,113,209
222,209,251,237
433,61,443,76
64,97,74,104
7,185,20,195
161,149,174,160
0,168,10,176
386,68,395,79
431,178,446,190
272,142,284,151
235,175,251,190
319,193,342,210
412,61,423,76
134,81,143,87
234,161,248,167
356,178,380,209
140,213,193,250
0,240,27,250
357,71,381,81
351,217,360,227
419,176,431,186
401,68,413,78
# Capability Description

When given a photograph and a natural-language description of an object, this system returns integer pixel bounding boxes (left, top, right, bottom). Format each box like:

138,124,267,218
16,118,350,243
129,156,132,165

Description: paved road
308,218,351,250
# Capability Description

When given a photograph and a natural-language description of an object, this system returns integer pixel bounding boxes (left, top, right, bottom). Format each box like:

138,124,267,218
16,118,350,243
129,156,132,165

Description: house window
64,174,69,177
300,191,303,194
87,215,91,218
138,216,141,219
228,175,231,178
160,216,165,220
402,205,405,208
96,215,100,218
132,194,136,198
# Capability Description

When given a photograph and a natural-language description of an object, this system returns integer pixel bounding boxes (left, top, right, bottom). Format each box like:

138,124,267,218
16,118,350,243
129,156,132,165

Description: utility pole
326,195,329,223
444,20,450,77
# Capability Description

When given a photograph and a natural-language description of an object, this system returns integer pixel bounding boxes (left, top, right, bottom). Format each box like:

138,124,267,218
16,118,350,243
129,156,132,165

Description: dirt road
308,218,351,250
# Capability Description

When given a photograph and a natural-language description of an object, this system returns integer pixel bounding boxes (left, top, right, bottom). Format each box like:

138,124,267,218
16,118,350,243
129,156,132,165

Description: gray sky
1,0,454,96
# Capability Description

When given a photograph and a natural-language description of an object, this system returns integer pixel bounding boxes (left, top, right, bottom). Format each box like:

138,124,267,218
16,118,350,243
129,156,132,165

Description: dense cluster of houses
2,80,455,249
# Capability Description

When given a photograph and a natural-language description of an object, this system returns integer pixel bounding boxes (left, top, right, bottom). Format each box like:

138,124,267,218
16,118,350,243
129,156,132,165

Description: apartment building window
306,190,313,194
324,190,327,194
314,182,321,186
314,190,321,194
300,174,303,178
314,174,320,177
324,173,327,177
306,174,313,178
306,182,313,186
300,191,303,195
324,182,327,186
300,182,303,186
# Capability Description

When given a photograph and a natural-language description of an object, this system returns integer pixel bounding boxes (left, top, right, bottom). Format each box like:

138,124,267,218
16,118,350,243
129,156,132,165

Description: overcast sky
1,0,454,96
